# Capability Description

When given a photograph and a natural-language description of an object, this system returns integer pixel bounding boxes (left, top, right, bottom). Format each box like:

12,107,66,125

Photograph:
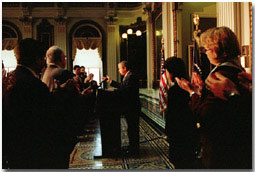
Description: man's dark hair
119,61,130,71
74,65,80,70
164,57,187,81
15,38,46,67
80,66,85,69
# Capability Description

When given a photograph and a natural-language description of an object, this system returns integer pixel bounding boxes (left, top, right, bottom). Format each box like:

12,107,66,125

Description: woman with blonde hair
176,27,251,168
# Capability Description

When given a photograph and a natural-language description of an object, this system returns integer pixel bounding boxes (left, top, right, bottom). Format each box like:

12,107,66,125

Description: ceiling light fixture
122,33,128,39
136,30,142,36
127,28,133,34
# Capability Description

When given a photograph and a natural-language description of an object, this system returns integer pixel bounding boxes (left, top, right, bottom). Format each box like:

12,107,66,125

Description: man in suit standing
42,46,74,92
2,38,57,168
103,61,141,155
42,46,85,168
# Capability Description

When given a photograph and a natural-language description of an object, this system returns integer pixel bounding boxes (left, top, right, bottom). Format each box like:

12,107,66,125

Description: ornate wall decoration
37,19,54,50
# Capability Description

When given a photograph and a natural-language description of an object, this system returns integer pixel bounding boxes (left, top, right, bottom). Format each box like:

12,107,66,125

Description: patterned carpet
69,117,174,169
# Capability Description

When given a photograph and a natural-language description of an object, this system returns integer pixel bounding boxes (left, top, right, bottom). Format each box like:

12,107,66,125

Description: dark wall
120,32,147,88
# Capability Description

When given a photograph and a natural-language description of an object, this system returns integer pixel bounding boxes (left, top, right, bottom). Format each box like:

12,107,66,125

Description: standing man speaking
103,61,141,156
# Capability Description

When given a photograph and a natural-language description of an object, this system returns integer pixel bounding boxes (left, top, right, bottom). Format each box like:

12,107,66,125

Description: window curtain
2,38,18,50
72,37,102,60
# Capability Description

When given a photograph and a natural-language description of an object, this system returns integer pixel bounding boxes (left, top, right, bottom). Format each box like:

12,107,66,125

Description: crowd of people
2,39,97,168
2,26,252,169
165,26,252,169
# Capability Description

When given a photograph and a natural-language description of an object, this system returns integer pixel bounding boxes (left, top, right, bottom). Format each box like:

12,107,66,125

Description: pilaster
145,4,153,89
162,2,174,59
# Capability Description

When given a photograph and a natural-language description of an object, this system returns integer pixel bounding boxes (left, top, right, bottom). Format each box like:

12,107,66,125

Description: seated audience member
164,57,198,169
2,38,57,168
176,27,251,169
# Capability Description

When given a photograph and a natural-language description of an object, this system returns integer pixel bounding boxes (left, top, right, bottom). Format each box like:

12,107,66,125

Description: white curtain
72,37,102,60
217,2,241,41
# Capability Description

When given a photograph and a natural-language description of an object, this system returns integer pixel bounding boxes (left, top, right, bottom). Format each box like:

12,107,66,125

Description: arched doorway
69,20,106,83
2,21,22,73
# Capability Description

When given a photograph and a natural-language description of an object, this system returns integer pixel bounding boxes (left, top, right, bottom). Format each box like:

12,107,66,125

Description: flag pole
192,14,202,77
161,38,165,74
159,37,168,115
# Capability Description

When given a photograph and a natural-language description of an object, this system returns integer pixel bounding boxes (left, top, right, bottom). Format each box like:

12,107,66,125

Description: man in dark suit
103,61,141,155
2,38,58,168
42,46,74,92
42,46,82,168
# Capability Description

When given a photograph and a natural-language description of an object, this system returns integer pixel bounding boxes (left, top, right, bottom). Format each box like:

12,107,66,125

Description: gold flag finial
193,14,200,31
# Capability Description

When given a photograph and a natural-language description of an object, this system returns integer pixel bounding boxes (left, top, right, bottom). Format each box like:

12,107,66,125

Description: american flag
159,48,168,113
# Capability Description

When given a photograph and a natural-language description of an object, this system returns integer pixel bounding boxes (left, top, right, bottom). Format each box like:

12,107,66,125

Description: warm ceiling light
127,28,133,34
136,30,142,36
122,33,128,39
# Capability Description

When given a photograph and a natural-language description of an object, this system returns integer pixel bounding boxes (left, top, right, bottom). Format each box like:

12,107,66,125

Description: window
2,50,17,73
73,48,102,83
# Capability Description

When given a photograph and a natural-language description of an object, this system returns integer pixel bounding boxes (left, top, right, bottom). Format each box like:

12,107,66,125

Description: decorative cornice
19,16,33,25
54,16,67,25
104,15,118,25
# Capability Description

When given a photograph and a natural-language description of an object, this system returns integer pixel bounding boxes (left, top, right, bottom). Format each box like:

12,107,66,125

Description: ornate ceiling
2,2,143,9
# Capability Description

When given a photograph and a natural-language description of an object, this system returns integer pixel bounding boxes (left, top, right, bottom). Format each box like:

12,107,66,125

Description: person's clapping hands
59,78,79,92
81,86,93,95
191,72,204,95
175,72,203,96
102,75,112,83
205,72,239,100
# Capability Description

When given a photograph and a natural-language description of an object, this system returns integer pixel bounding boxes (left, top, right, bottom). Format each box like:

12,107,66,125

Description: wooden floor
69,117,174,169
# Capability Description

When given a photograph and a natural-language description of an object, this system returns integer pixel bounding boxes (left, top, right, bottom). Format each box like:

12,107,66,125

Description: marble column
162,2,174,59
145,10,153,89
54,17,67,68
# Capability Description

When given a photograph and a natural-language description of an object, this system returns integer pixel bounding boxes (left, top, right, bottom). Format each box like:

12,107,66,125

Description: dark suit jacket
110,71,141,113
3,65,57,168
42,64,74,92
191,63,251,169
42,64,86,156
165,84,197,146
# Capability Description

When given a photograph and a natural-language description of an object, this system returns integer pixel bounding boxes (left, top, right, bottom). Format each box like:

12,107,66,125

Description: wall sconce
156,30,162,36
122,33,127,39
240,45,250,68
136,30,142,36
127,28,133,34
